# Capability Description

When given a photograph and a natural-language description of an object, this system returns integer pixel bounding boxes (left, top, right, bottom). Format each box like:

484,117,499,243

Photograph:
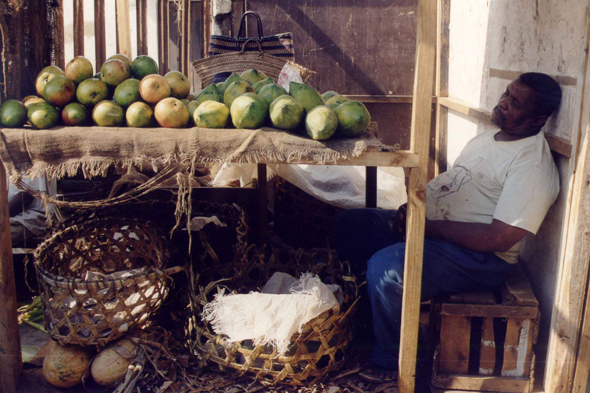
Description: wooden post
547,2,590,392
256,163,268,243
180,0,190,75
0,162,21,393
73,0,84,57
116,0,132,58
398,0,437,392
136,0,148,56
94,0,106,69
434,0,450,176
158,0,170,74
365,167,377,208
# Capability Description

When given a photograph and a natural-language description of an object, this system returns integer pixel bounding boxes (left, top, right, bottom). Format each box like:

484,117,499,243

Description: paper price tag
277,63,303,93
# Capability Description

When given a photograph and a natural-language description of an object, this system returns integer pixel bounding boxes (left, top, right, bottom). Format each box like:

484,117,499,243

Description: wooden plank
439,315,471,374
116,0,132,58
479,317,496,375
136,0,148,56
52,0,66,70
158,0,170,74
0,0,23,101
501,319,532,378
438,97,573,157
548,5,590,390
94,0,106,69
398,1,437,392
490,68,577,87
501,264,538,307
441,304,538,319
447,291,497,305
73,0,84,57
0,161,21,393
365,167,377,208
180,0,190,75
433,374,532,392
246,151,419,168
434,0,449,177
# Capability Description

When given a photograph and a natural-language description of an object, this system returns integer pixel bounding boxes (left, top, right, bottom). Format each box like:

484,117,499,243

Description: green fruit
289,82,324,114
220,73,242,94
258,83,288,107
216,82,224,91
269,95,303,131
92,100,125,126
107,54,133,70
27,102,60,129
335,100,371,138
195,84,223,104
240,69,268,85
306,105,338,140
43,76,76,107
100,59,131,86
114,78,141,108
154,97,190,128
131,55,159,80
187,100,201,120
253,78,274,93
321,90,339,102
35,66,64,98
65,56,94,85
0,100,28,128
76,78,109,105
230,93,268,129
181,99,190,107
325,95,349,107
194,100,230,128
61,102,88,126
164,71,190,99
126,102,154,127
223,80,255,108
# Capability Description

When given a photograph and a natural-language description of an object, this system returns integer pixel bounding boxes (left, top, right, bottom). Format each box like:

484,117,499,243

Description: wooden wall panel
245,0,417,96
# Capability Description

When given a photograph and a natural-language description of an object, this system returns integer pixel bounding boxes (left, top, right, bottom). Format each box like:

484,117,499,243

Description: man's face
491,79,541,136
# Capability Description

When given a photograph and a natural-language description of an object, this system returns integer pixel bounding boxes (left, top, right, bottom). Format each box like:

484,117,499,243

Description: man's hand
389,203,408,241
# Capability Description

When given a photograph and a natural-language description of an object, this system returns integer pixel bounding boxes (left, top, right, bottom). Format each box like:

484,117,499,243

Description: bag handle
239,39,263,55
236,11,264,39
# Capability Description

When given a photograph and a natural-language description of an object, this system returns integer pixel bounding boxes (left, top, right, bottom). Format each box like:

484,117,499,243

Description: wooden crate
430,264,540,393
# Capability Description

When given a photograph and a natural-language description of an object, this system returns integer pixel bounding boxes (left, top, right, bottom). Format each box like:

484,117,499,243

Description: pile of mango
193,70,371,140
0,54,193,129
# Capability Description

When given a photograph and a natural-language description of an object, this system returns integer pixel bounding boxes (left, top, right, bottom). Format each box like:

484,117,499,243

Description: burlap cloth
0,125,395,181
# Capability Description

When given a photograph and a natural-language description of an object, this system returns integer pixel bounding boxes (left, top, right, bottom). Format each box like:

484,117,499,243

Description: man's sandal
358,366,398,384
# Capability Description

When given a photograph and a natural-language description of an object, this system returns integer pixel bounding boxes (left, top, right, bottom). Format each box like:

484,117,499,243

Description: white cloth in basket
201,272,340,355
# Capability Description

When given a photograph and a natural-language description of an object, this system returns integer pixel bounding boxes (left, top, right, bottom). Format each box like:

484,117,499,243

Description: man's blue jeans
334,208,514,369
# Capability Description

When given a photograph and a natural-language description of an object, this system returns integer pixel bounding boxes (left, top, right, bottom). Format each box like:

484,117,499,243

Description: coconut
91,339,137,387
43,341,92,388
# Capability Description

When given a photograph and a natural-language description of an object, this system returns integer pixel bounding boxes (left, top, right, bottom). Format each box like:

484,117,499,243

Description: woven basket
34,217,180,347
187,245,359,386
193,39,315,87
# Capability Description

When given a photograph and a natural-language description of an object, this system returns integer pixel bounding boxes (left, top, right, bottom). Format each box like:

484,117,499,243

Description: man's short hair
519,72,562,117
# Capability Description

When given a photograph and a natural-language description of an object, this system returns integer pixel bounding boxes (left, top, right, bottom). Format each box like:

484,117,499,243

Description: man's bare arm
425,218,528,253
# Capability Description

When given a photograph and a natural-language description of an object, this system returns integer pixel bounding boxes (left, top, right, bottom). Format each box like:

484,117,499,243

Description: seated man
334,72,561,382
8,175,57,247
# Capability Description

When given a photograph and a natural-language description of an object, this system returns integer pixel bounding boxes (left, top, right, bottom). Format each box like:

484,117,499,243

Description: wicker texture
193,40,314,87
187,245,358,386
35,217,176,347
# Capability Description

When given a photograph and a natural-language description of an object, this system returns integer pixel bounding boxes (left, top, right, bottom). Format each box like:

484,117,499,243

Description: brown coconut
43,341,92,388
91,339,137,387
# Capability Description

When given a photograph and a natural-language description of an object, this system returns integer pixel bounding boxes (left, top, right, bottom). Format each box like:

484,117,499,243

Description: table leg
366,166,377,208
0,162,22,393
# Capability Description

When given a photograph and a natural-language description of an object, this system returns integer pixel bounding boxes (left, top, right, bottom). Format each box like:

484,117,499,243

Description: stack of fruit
0,57,371,140
192,70,371,140
0,54,192,129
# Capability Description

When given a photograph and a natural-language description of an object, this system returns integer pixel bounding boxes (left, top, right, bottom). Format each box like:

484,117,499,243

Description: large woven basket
187,245,359,386
34,217,180,347
193,39,315,87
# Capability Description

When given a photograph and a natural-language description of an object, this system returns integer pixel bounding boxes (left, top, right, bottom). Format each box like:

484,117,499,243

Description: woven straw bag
34,217,182,347
193,39,314,87
187,245,359,386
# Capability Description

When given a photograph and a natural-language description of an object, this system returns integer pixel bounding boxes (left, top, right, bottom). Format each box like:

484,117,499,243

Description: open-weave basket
187,245,359,386
34,217,180,347
193,39,315,87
